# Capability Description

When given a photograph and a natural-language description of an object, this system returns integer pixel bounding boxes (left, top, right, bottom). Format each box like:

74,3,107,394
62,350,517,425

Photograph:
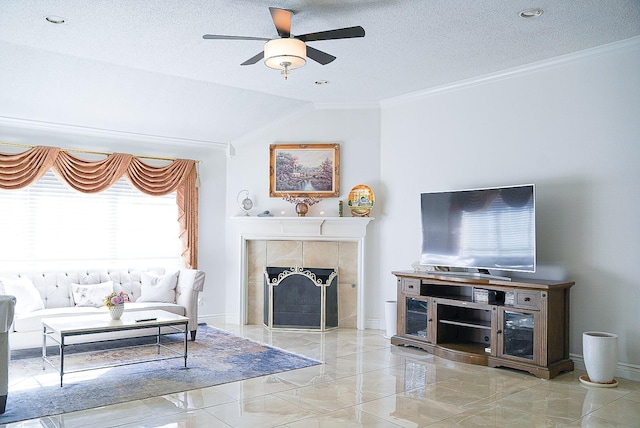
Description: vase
109,303,125,320
582,331,618,386
295,202,308,217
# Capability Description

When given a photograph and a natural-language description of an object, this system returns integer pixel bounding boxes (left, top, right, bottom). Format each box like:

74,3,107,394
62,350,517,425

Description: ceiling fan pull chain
281,62,291,80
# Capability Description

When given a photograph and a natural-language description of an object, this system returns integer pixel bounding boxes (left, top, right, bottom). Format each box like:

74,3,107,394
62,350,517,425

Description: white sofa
0,268,205,350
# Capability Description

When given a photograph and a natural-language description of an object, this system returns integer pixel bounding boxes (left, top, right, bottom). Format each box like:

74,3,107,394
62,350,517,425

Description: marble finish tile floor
4,322,640,427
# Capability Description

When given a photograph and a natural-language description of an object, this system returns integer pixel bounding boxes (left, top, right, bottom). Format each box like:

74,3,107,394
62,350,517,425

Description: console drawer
401,278,421,295
515,291,540,309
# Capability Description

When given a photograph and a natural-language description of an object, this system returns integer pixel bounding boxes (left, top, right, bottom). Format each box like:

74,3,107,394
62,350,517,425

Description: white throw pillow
0,276,45,314
138,271,178,303
71,281,114,307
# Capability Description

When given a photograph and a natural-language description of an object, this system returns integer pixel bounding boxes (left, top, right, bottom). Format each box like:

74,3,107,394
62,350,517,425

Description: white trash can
384,300,397,339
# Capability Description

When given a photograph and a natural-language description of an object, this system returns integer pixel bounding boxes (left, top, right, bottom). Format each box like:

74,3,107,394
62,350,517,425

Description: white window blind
460,197,534,259
0,170,182,271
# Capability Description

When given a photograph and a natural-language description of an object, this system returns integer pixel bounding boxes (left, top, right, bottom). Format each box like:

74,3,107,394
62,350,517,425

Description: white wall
379,38,640,374
224,107,382,326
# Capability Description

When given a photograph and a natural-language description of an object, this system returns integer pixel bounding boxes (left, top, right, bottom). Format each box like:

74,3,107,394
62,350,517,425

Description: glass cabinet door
405,297,430,341
500,309,536,361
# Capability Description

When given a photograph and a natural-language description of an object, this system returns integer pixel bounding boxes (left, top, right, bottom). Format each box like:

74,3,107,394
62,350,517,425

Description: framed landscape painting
269,143,340,198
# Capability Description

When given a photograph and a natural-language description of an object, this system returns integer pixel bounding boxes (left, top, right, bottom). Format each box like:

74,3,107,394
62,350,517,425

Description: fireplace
264,266,338,330
231,217,374,330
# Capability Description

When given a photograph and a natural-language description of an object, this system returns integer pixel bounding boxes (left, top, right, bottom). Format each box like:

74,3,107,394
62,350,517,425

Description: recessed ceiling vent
519,8,543,18
45,16,66,24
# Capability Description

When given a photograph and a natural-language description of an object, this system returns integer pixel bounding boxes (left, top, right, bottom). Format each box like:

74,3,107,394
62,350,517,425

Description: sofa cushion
71,281,114,307
0,276,45,314
137,272,178,303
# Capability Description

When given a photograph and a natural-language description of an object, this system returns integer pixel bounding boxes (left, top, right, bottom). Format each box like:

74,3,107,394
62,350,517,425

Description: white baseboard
366,317,383,331
570,353,640,382
198,314,235,325
203,314,381,331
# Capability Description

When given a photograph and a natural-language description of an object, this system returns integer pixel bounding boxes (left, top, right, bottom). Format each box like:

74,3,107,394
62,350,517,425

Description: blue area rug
1,325,321,424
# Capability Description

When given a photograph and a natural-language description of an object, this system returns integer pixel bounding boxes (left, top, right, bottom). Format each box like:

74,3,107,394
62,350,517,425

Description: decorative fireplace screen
264,266,338,330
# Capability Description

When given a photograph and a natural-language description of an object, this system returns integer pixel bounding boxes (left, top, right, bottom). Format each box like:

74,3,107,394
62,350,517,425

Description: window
0,170,182,271
460,197,535,260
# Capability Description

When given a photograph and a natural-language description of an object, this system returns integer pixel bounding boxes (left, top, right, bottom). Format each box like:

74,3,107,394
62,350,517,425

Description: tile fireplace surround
231,217,374,330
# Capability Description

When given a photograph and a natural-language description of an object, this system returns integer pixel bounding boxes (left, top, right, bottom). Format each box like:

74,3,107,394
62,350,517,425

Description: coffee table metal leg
42,326,46,371
183,322,188,368
59,336,65,387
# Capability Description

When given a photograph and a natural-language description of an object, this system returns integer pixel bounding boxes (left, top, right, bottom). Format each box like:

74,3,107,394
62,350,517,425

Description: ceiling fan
203,7,365,79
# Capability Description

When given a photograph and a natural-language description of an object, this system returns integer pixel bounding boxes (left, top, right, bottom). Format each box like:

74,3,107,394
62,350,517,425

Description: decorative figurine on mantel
282,194,321,217
348,184,375,217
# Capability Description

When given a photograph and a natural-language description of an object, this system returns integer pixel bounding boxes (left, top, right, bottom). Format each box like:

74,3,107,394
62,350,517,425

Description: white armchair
0,295,16,414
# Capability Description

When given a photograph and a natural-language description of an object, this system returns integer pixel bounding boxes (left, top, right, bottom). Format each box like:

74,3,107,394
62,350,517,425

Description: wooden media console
391,270,574,379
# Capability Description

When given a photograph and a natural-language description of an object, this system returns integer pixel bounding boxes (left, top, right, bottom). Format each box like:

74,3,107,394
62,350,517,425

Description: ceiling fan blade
241,51,264,66
269,7,292,38
203,34,270,41
296,26,365,42
306,46,336,65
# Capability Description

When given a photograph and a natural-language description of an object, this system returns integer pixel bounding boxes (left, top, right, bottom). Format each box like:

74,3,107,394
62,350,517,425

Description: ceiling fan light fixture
264,38,306,77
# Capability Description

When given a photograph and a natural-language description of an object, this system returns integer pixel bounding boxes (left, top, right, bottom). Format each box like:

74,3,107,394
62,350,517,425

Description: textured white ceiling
1,0,639,143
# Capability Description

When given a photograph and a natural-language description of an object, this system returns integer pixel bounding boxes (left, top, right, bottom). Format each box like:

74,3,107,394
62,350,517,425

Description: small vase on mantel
295,202,309,217
109,303,125,320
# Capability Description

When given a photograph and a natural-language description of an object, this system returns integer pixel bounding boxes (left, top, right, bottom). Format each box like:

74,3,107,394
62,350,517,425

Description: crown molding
0,116,228,150
381,36,640,108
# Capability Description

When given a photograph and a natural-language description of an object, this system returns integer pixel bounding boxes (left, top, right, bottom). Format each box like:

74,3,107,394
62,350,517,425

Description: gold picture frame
269,143,340,198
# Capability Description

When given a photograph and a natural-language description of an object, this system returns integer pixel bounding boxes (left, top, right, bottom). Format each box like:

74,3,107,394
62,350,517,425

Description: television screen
420,184,535,273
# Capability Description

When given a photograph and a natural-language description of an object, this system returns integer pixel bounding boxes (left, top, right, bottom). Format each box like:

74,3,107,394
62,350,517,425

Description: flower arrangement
104,291,130,308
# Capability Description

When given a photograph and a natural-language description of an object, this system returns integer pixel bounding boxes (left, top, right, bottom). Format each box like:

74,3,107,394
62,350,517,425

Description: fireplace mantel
230,216,373,239
231,216,374,330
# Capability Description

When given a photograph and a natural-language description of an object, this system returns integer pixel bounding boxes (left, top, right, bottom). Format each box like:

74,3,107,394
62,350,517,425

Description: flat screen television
420,184,535,273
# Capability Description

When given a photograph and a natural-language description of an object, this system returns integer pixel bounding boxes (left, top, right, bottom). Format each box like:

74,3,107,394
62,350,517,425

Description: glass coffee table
42,309,189,386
